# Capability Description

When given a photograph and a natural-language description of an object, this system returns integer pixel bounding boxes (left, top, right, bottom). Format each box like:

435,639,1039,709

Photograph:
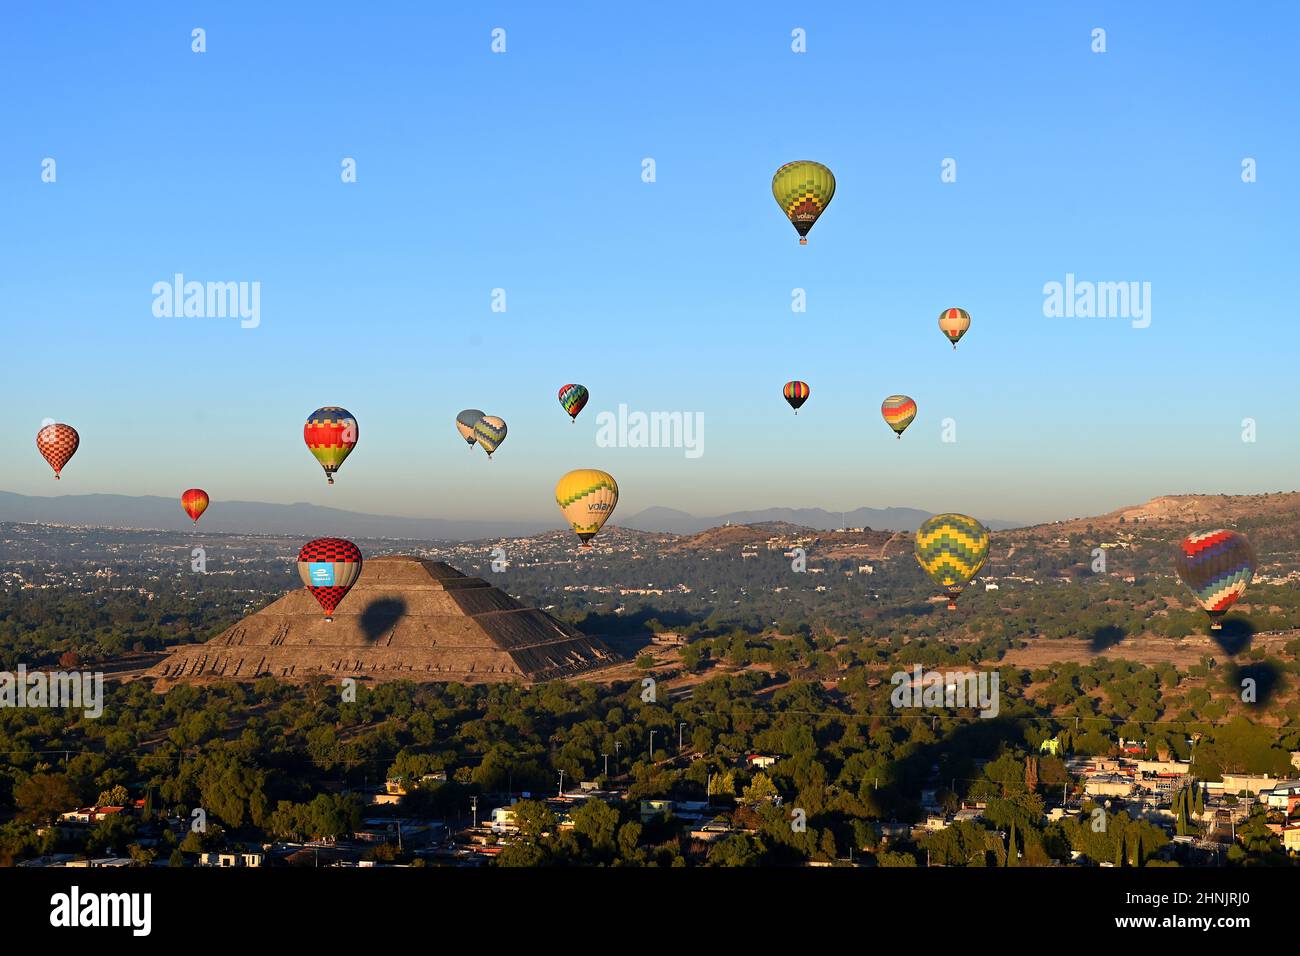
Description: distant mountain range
0,491,1021,540
0,492,554,541
620,505,1020,534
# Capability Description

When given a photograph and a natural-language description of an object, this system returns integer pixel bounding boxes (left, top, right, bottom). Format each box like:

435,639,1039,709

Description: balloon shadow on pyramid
360,597,407,644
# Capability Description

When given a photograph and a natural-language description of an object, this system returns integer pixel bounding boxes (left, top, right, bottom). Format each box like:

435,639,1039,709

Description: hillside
656,493,1300,581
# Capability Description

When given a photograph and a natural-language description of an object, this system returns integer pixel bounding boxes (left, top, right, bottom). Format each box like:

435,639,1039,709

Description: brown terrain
663,520,912,560
149,557,617,688
145,493,1300,690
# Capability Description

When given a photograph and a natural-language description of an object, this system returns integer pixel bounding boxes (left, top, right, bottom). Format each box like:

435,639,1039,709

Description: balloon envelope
304,407,358,484
1174,530,1255,628
558,384,589,421
456,409,485,445
914,513,990,609
474,415,507,457
181,488,210,523
556,469,618,546
881,395,917,437
772,161,835,244
297,537,363,620
36,423,79,479
783,381,810,412
939,308,971,348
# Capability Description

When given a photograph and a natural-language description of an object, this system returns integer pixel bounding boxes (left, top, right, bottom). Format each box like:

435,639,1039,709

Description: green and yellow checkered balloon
914,513,990,609
772,160,835,244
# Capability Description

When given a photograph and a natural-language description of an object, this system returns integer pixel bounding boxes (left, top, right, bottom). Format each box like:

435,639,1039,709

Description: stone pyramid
150,557,617,686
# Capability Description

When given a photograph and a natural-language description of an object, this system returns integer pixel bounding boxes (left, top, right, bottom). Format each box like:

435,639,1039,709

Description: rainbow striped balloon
914,513,990,609
881,395,917,437
304,407,358,485
1174,530,1255,630
783,380,810,413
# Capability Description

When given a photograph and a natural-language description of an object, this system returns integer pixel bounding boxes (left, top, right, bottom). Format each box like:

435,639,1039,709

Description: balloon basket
799,238,808,246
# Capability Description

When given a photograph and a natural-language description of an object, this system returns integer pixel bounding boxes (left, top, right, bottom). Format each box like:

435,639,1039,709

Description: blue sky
2,1,1297,527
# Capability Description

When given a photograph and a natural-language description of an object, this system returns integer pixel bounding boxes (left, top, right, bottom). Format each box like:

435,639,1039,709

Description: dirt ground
998,631,1296,669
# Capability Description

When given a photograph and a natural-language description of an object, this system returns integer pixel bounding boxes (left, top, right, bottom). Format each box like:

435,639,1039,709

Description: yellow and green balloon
474,415,507,458
914,513,990,609
772,161,835,245
556,469,618,547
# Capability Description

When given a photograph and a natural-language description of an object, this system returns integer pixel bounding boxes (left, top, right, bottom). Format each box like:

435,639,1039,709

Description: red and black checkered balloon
36,423,79,479
296,537,363,619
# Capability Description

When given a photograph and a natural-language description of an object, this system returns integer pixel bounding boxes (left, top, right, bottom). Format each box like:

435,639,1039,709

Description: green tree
14,774,79,825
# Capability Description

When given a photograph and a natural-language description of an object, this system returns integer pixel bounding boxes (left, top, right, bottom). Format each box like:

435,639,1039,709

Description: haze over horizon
4,485,1296,539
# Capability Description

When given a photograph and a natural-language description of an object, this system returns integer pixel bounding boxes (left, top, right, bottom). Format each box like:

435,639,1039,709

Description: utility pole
558,770,565,797
470,796,478,829
649,730,657,761
601,753,609,778
678,722,687,752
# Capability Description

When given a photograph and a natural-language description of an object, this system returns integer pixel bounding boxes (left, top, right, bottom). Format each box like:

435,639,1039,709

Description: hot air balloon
783,381,810,414
556,469,618,548
456,409,485,446
297,537,363,621
36,423,79,479
474,415,507,458
914,513,990,610
772,161,836,245
558,384,589,423
881,395,917,438
938,308,971,349
181,488,210,524
304,407,358,485
1174,530,1256,630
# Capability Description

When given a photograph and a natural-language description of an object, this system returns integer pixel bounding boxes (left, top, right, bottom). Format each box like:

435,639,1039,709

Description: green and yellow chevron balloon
474,415,507,458
772,160,835,244
914,513,990,610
